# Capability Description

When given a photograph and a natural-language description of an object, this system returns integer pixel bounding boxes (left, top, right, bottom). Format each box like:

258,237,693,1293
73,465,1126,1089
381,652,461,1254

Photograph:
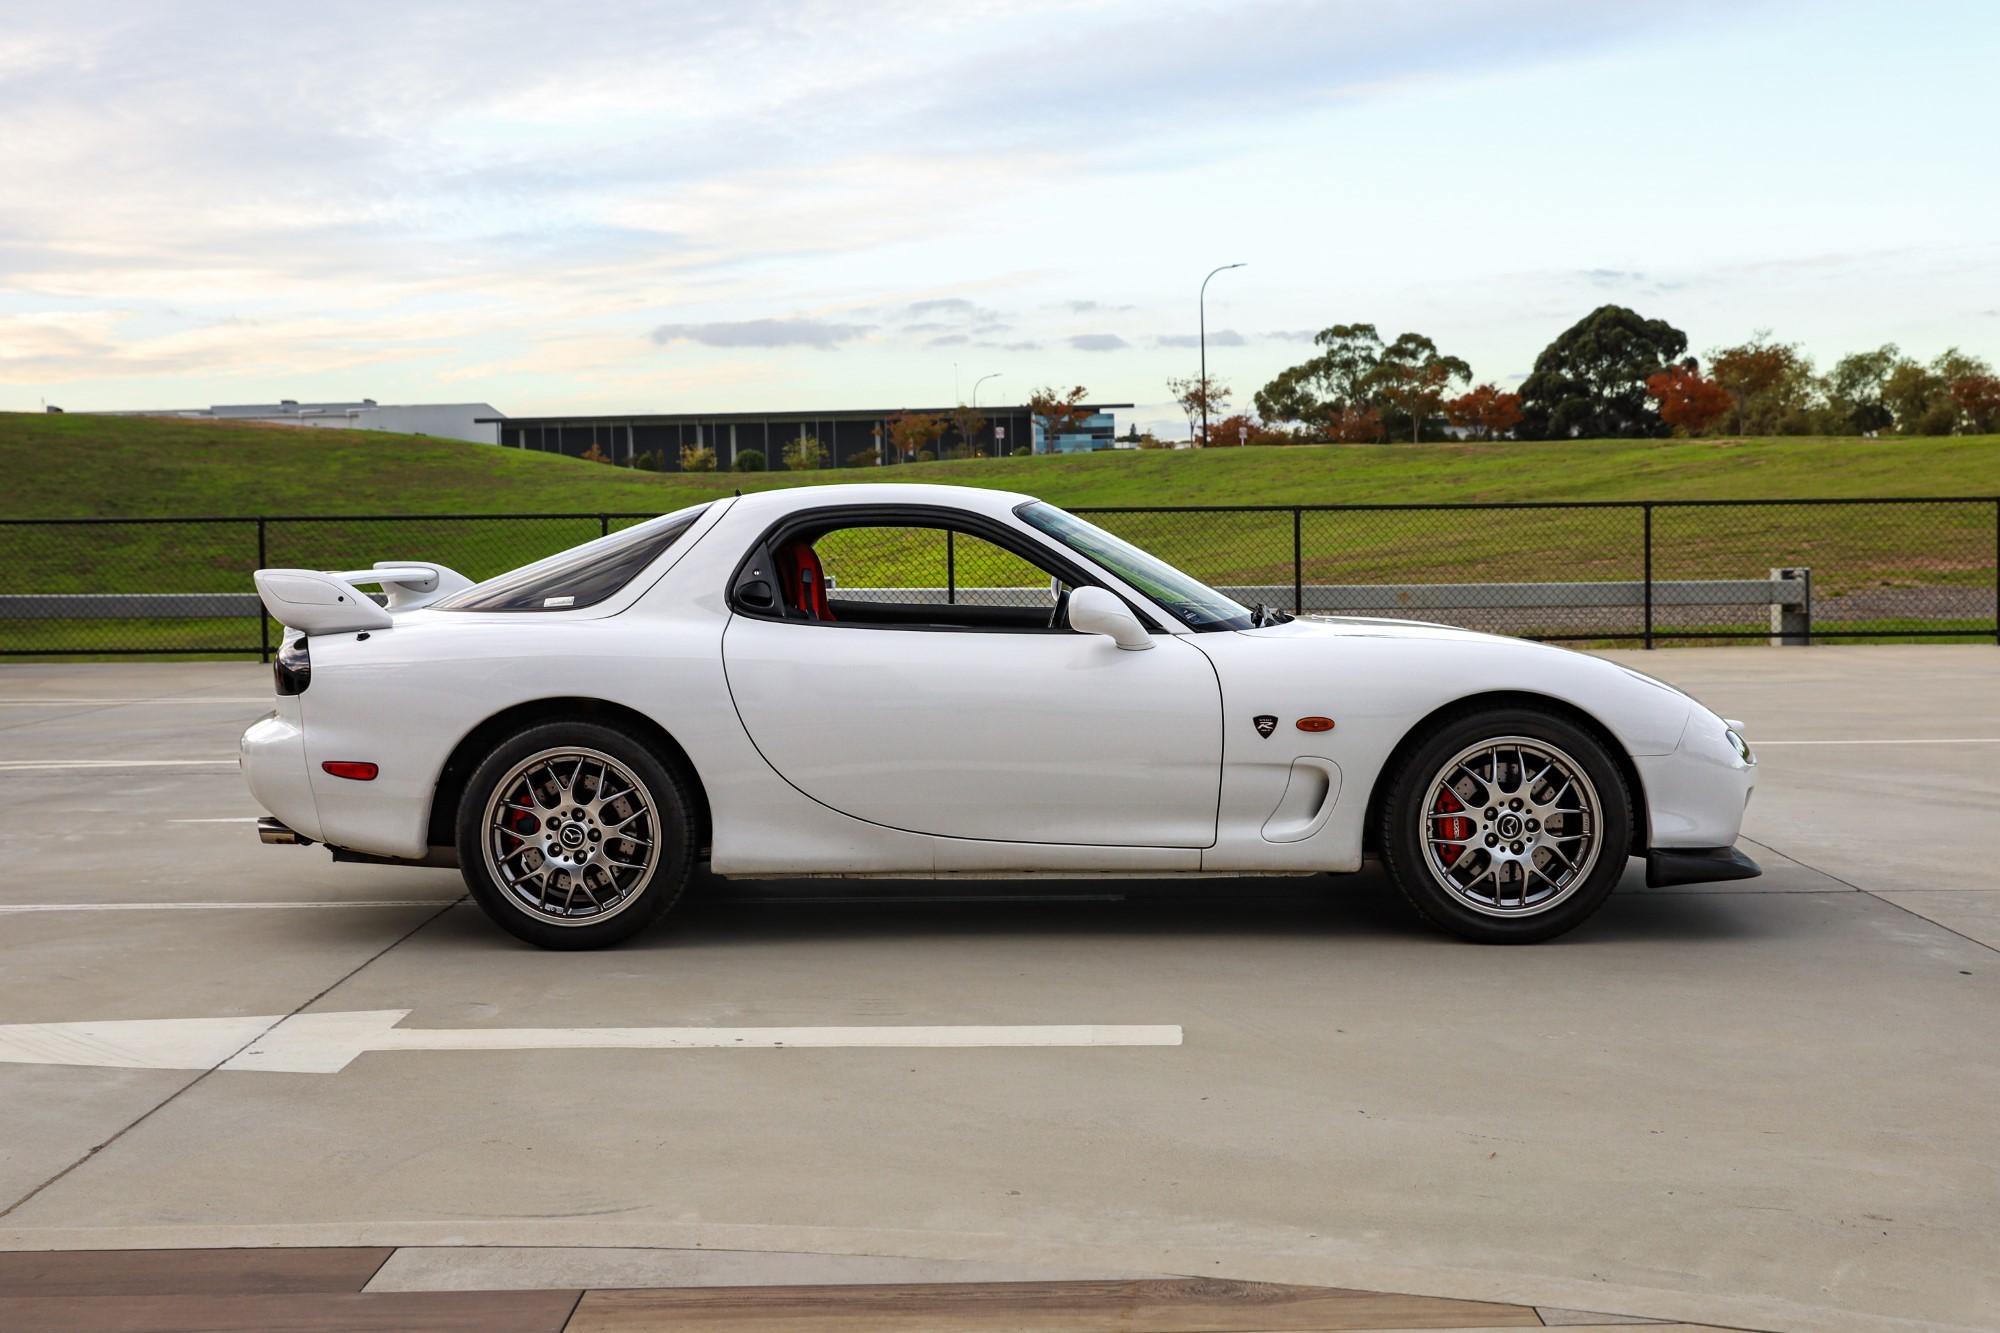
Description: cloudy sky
2,0,1995,433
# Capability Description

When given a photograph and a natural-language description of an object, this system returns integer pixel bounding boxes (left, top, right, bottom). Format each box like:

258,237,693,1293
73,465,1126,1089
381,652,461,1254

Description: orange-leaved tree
1026,385,1093,453
1326,405,1386,443
885,410,948,462
1444,384,1525,441
1643,361,1734,436
1949,373,2000,434
1204,413,1256,447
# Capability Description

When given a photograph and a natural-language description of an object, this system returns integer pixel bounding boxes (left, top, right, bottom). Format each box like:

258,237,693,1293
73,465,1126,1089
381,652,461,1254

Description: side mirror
1067,586,1152,651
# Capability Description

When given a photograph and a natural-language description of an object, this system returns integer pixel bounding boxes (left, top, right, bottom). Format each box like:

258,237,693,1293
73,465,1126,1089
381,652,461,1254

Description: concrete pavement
0,649,1994,1332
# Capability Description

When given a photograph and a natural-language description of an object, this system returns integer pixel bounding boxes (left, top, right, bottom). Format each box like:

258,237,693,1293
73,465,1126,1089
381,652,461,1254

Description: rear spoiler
254,562,473,634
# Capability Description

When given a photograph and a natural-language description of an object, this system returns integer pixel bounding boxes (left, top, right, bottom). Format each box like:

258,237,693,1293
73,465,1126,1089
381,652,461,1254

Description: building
91,399,506,445
482,404,1131,471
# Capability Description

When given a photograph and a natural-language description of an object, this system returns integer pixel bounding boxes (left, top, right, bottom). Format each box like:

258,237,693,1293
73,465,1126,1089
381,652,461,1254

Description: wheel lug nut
1485,833,1498,847
1511,841,1525,854
1484,808,1497,820
1509,798,1523,811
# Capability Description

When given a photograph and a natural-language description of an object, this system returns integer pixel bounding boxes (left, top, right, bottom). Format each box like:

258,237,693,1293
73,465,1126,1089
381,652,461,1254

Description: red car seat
775,541,833,621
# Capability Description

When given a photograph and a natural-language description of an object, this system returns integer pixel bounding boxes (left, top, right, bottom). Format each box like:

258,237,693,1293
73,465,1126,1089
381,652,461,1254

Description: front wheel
1379,708,1632,944
456,721,695,950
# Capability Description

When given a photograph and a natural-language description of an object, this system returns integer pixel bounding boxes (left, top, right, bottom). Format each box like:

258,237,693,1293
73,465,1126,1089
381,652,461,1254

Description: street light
972,373,1002,457
1200,262,1246,447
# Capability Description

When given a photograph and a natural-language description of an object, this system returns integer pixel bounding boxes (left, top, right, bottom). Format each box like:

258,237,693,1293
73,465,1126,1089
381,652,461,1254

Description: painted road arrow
0,1011,1182,1075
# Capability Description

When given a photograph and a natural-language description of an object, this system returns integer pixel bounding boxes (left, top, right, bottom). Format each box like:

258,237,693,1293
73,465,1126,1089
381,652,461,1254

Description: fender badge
1296,716,1335,732
1252,715,1278,738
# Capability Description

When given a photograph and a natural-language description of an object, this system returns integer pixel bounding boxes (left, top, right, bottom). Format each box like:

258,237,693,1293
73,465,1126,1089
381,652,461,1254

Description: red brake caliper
1433,788,1470,865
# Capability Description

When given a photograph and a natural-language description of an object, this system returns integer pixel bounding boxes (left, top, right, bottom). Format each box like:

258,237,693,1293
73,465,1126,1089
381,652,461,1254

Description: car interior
762,522,1078,632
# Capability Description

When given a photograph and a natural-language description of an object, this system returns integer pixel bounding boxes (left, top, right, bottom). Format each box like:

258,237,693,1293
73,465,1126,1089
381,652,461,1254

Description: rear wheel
456,721,694,950
1379,708,1631,943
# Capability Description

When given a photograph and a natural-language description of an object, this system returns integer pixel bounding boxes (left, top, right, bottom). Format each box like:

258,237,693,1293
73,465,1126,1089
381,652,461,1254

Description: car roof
722,483,1040,522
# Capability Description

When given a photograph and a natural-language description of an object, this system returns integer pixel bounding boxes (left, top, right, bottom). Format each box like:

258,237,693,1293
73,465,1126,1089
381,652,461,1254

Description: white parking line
0,902,458,914
0,759,238,770
0,1009,1186,1074
169,816,262,823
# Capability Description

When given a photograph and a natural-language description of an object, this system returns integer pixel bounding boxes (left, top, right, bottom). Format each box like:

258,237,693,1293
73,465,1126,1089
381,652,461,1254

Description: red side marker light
322,761,379,781
1296,716,1335,732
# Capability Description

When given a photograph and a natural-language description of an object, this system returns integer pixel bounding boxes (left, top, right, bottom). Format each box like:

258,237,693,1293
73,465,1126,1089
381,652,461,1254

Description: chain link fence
2,500,1995,657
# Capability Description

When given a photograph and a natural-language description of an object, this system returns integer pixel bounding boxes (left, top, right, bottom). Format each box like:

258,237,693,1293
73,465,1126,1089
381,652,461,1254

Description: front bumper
1646,844,1762,888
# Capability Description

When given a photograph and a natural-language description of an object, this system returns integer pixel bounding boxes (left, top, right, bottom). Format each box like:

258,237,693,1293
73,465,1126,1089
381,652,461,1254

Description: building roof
477,404,1132,425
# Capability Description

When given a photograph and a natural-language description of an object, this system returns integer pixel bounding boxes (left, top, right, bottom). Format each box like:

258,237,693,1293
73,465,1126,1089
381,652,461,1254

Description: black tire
455,720,696,950
1378,707,1632,944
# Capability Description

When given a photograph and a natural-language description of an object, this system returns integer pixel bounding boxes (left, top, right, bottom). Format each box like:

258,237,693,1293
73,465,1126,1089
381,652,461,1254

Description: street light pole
1199,262,1246,447
972,373,1001,457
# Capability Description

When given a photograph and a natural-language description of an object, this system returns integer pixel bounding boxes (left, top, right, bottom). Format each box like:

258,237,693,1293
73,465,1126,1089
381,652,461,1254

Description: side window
766,523,1075,631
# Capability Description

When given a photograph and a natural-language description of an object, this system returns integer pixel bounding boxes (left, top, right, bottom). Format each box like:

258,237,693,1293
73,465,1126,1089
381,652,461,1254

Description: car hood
1236,613,1538,645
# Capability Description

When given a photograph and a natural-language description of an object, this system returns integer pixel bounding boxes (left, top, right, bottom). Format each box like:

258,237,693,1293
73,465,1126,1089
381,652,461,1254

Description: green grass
3,413,1995,657
6,411,2000,519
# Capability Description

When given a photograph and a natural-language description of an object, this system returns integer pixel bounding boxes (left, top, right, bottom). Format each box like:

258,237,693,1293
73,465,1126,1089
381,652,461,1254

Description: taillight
322,761,378,781
275,636,311,696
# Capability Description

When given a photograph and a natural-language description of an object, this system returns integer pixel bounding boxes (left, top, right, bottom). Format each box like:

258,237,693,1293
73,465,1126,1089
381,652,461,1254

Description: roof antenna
735,487,742,497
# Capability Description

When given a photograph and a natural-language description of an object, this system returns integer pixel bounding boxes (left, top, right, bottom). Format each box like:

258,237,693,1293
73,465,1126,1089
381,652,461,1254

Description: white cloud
651,318,871,350
1,0,1994,414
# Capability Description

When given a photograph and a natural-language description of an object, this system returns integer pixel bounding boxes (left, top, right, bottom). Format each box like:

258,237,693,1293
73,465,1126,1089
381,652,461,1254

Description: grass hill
3,413,1994,658
5,410,1999,520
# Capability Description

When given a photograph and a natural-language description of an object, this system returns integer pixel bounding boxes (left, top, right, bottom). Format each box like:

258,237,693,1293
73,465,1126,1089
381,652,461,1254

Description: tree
1167,374,1230,444
1880,350,1990,436
1252,323,1383,429
1643,361,1733,436
1204,413,1255,447
1326,405,1385,443
1826,345,1901,434
1516,305,1688,439
1709,332,1815,434
782,433,825,470
947,403,989,458
678,444,716,472
1026,385,1092,453
580,442,612,464
1368,332,1471,442
886,410,947,462
1444,383,1525,440
1950,372,2000,434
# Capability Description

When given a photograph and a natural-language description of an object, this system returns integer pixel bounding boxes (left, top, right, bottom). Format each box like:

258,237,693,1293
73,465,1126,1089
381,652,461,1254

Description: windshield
433,504,709,613
1017,501,1255,631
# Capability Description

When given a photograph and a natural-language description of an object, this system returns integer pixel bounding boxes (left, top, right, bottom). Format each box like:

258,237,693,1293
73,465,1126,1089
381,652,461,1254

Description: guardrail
0,499,1992,657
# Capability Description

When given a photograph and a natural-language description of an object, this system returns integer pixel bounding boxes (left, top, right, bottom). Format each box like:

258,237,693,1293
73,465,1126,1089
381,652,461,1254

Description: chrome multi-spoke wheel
1420,736,1601,917
459,721,694,949
482,746,661,925
1380,709,1630,944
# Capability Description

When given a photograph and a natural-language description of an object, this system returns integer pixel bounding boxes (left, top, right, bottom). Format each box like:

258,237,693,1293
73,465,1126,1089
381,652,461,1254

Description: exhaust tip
257,816,314,847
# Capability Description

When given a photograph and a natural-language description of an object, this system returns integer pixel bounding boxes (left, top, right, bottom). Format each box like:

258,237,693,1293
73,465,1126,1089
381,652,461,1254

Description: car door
720,514,1223,847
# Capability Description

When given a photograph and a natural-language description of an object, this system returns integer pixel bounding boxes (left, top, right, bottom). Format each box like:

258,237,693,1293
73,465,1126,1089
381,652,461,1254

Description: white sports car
243,483,1759,949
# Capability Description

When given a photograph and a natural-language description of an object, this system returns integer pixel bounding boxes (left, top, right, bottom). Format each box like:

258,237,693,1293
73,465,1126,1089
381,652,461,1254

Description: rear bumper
241,710,325,843
1646,844,1762,888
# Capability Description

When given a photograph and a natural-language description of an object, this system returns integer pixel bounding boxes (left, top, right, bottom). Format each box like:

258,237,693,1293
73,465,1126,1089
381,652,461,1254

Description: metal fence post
1642,502,1654,651
256,517,270,663
598,513,610,538
1292,507,1303,615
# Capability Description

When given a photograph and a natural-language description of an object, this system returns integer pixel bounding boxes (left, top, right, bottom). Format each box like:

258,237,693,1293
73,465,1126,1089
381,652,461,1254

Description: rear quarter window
433,506,708,613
